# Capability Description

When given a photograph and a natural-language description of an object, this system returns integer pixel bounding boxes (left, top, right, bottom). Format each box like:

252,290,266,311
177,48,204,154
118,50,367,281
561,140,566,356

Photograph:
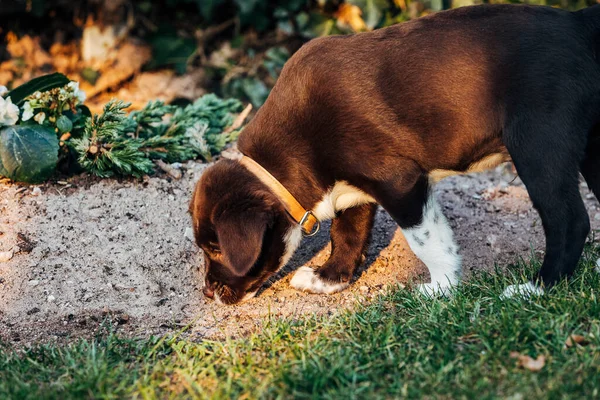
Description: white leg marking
403,194,461,297
290,266,349,294
501,282,544,299
312,181,376,221
596,258,600,274
288,181,373,294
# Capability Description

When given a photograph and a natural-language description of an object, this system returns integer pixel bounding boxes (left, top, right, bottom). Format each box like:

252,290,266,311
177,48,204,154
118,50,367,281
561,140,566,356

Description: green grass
1,245,600,399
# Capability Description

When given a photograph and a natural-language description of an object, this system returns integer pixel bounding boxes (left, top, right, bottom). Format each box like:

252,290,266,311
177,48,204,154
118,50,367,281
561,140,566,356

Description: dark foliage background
1,0,597,109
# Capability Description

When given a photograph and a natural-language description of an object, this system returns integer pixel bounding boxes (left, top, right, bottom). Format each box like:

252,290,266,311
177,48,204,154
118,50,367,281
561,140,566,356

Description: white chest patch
312,181,376,221
280,225,303,269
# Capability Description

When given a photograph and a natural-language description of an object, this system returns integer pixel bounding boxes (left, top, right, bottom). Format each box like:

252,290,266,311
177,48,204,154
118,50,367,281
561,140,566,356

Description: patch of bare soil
1,163,599,346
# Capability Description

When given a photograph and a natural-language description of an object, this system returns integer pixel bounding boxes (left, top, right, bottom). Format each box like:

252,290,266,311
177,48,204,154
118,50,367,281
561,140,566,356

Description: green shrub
0,74,243,183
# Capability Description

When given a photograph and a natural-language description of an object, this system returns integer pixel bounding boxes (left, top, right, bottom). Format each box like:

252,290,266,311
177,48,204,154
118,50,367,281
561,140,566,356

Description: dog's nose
203,286,214,299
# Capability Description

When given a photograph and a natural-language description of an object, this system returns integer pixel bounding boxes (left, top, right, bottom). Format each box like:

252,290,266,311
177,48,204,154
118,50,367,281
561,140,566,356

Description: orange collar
239,155,320,236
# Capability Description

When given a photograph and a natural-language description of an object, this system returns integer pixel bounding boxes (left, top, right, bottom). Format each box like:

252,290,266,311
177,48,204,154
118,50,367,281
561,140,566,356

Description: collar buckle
299,211,320,237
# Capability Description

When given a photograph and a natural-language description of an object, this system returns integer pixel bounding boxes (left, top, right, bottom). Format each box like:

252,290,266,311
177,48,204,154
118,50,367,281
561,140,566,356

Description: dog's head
189,159,299,305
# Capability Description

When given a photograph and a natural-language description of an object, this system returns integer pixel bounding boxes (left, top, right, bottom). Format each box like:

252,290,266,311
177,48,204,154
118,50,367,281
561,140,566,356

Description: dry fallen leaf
80,39,152,100
50,42,82,73
457,333,480,344
393,0,407,11
6,34,53,68
565,334,588,348
0,33,53,87
335,4,368,32
87,69,206,113
510,352,546,371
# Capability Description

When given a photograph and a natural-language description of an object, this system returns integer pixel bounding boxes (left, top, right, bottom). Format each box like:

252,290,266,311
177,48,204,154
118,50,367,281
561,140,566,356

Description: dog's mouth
210,282,261,305
207,265,277,305
213,290,258,305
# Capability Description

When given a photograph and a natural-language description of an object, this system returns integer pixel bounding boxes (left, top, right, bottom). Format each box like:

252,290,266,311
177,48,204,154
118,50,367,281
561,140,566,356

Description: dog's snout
203,285,214,299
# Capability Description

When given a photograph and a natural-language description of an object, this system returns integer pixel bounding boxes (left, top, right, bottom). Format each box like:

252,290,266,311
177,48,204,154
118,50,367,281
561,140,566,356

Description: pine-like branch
70,95,243,178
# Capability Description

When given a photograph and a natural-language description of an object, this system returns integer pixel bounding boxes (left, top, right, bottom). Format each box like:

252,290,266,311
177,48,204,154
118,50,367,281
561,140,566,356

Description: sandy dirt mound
1,163,599,345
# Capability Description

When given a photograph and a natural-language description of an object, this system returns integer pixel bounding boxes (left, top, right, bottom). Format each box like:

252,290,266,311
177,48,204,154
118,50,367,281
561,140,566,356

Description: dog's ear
215,209,271,277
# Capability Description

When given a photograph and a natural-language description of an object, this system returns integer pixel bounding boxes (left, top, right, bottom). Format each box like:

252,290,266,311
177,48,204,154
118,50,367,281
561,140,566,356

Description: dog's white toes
290,266,349,294
501,282,544,300
417,283,453,298
595,258,600,274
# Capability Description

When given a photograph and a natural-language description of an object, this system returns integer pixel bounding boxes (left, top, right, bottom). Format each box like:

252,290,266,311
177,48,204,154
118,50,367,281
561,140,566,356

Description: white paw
501,282,544,300
417,283,453,298
290,266,349,294
596,258,600,274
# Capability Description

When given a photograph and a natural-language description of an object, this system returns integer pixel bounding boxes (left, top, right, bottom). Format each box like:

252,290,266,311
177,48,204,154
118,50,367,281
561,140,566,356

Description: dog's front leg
290,203,377,294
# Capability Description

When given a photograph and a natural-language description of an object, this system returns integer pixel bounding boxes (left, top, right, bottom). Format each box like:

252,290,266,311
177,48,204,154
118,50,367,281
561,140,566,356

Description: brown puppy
190,4,600,304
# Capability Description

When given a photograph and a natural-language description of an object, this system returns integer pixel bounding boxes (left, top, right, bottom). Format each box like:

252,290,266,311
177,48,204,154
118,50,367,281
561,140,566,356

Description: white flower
22,101,34,121
0,86,8,97
67,81,86,103
34,111,46,125
58,87,68,102
0,96,19,127
76,90,87,103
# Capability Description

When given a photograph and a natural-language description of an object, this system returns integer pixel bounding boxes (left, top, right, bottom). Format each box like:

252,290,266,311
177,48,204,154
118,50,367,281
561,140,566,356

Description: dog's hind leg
401,192,462,297
581,130,600,275
581,130,600,202
374,163,462,296
290,203,377,294
502,122,590,298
